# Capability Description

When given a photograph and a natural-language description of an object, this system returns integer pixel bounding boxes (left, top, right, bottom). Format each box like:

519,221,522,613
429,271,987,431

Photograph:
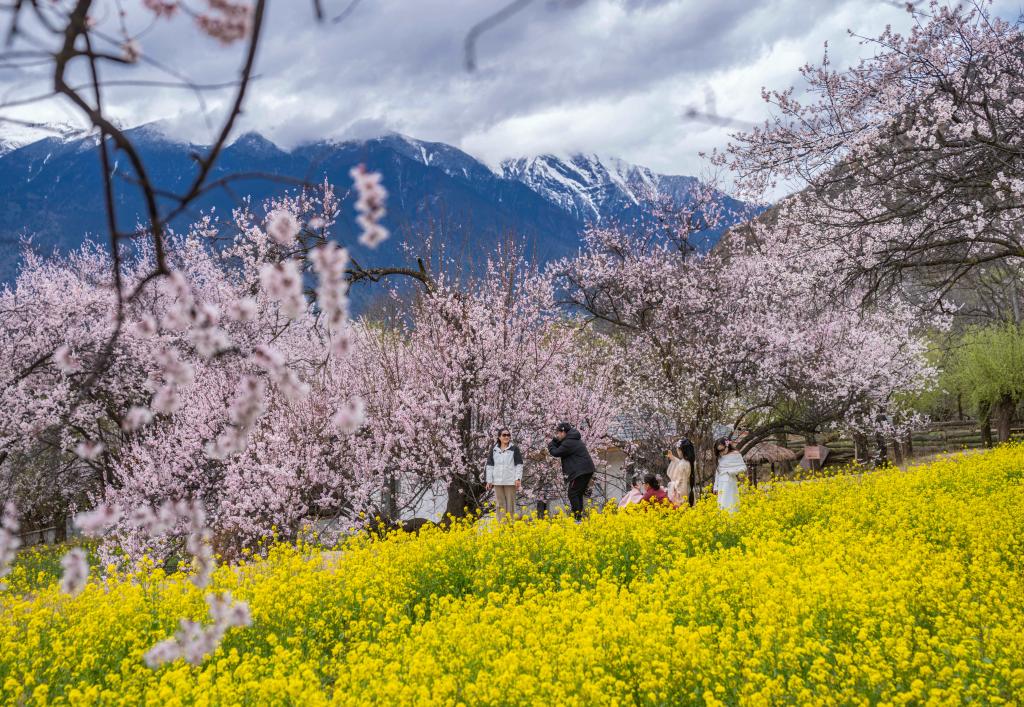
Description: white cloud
1,0,1021,178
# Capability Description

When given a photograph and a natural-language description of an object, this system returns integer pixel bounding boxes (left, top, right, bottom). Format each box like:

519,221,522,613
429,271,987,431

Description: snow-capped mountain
500,153,688,223
0,121,90,155
0,124,752,286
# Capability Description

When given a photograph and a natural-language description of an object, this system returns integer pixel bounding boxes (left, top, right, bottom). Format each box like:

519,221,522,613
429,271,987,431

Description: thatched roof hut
744,442,797,465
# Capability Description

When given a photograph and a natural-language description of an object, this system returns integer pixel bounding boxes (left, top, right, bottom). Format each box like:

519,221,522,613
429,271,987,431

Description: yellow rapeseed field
2,447,1024,705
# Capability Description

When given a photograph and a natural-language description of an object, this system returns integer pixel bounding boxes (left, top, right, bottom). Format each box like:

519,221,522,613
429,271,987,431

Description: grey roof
607,413,677,443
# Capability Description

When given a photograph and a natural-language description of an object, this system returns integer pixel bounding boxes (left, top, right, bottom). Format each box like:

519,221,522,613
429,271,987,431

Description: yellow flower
2,446,1024,703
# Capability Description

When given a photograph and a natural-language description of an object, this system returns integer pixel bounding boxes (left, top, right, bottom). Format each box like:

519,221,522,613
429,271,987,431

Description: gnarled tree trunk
444,475,484,521
994,394,1016,443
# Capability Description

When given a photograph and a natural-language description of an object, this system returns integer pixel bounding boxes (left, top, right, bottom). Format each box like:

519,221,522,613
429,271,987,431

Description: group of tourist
615,437,743,513
483,422,747,523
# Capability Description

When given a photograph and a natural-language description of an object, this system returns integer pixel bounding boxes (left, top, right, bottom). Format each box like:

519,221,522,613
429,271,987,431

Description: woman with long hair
665,437,696,507
713,437,745,513
485,429,523,522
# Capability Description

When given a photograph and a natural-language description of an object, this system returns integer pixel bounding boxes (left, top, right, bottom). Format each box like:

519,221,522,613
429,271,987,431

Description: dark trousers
567,474,592,521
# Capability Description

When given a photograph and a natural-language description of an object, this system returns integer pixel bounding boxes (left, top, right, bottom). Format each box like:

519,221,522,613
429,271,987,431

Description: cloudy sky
1,0,1021,177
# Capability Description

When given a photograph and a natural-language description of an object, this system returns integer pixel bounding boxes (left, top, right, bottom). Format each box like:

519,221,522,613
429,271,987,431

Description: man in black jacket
548,422,596,521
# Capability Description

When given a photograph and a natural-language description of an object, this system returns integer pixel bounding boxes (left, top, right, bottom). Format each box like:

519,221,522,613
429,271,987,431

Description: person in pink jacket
618,474,645,508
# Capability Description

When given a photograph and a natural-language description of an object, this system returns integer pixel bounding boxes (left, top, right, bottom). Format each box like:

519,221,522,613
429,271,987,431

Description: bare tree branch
464,0,533,72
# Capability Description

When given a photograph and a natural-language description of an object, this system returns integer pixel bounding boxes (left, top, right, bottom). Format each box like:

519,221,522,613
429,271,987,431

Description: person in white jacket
713,437,746,513
485,429,524,522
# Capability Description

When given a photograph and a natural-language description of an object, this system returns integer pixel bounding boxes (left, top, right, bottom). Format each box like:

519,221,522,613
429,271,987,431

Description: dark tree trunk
444,475,484,521
689,431,715,501
874,430,888,466
852,432,870,464
901,434,913,463
444,363,484,521
382,474,399,523
890,438,904,466
994,394,1015,443
980,404,994,448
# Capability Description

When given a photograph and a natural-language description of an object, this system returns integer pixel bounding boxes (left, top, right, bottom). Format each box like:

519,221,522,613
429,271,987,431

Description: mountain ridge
0,124,751,286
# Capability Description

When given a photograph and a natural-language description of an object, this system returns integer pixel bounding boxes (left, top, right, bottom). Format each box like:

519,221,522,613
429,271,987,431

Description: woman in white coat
713,437,746,513
485,429,524,522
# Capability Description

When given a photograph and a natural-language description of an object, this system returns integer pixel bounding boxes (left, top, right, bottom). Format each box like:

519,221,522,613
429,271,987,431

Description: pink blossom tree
335,250,618,522
551,189,936,485
720,0,1024,306
0,178,619,560
0,183,374,559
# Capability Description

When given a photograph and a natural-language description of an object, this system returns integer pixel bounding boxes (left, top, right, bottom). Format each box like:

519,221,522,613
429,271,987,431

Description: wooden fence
778,420,1024,468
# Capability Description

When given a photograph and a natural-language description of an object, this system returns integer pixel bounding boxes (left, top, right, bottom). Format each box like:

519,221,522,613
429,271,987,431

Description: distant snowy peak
0,121,90,155
0,119,188,157
500,153,695,222
127,121,195,148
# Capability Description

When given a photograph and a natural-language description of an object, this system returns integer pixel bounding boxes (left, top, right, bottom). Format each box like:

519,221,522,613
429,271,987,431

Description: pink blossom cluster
328,251,618,517
310,242,351,335
331,397,365,435
150,347,195,415
162,271,230,358
205,376,266,460
121,39,142,63
131,314,159,339
74,503,121,537
195,0,253,45
54,345,81,374
0,186,354,557
252,345,309,401
185,502,215,589
265,209,300,247
142,0,179,18
0,503,20,591
74,439,105,461
123,499,216,586
550,178,936,470
59,547,89,596
144,591,252,668
350,165,388,248
126,499,195,536
227,297,257,323
0,178,614,556
718,0,1024,301
258,260,306,320
121,406,154,433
